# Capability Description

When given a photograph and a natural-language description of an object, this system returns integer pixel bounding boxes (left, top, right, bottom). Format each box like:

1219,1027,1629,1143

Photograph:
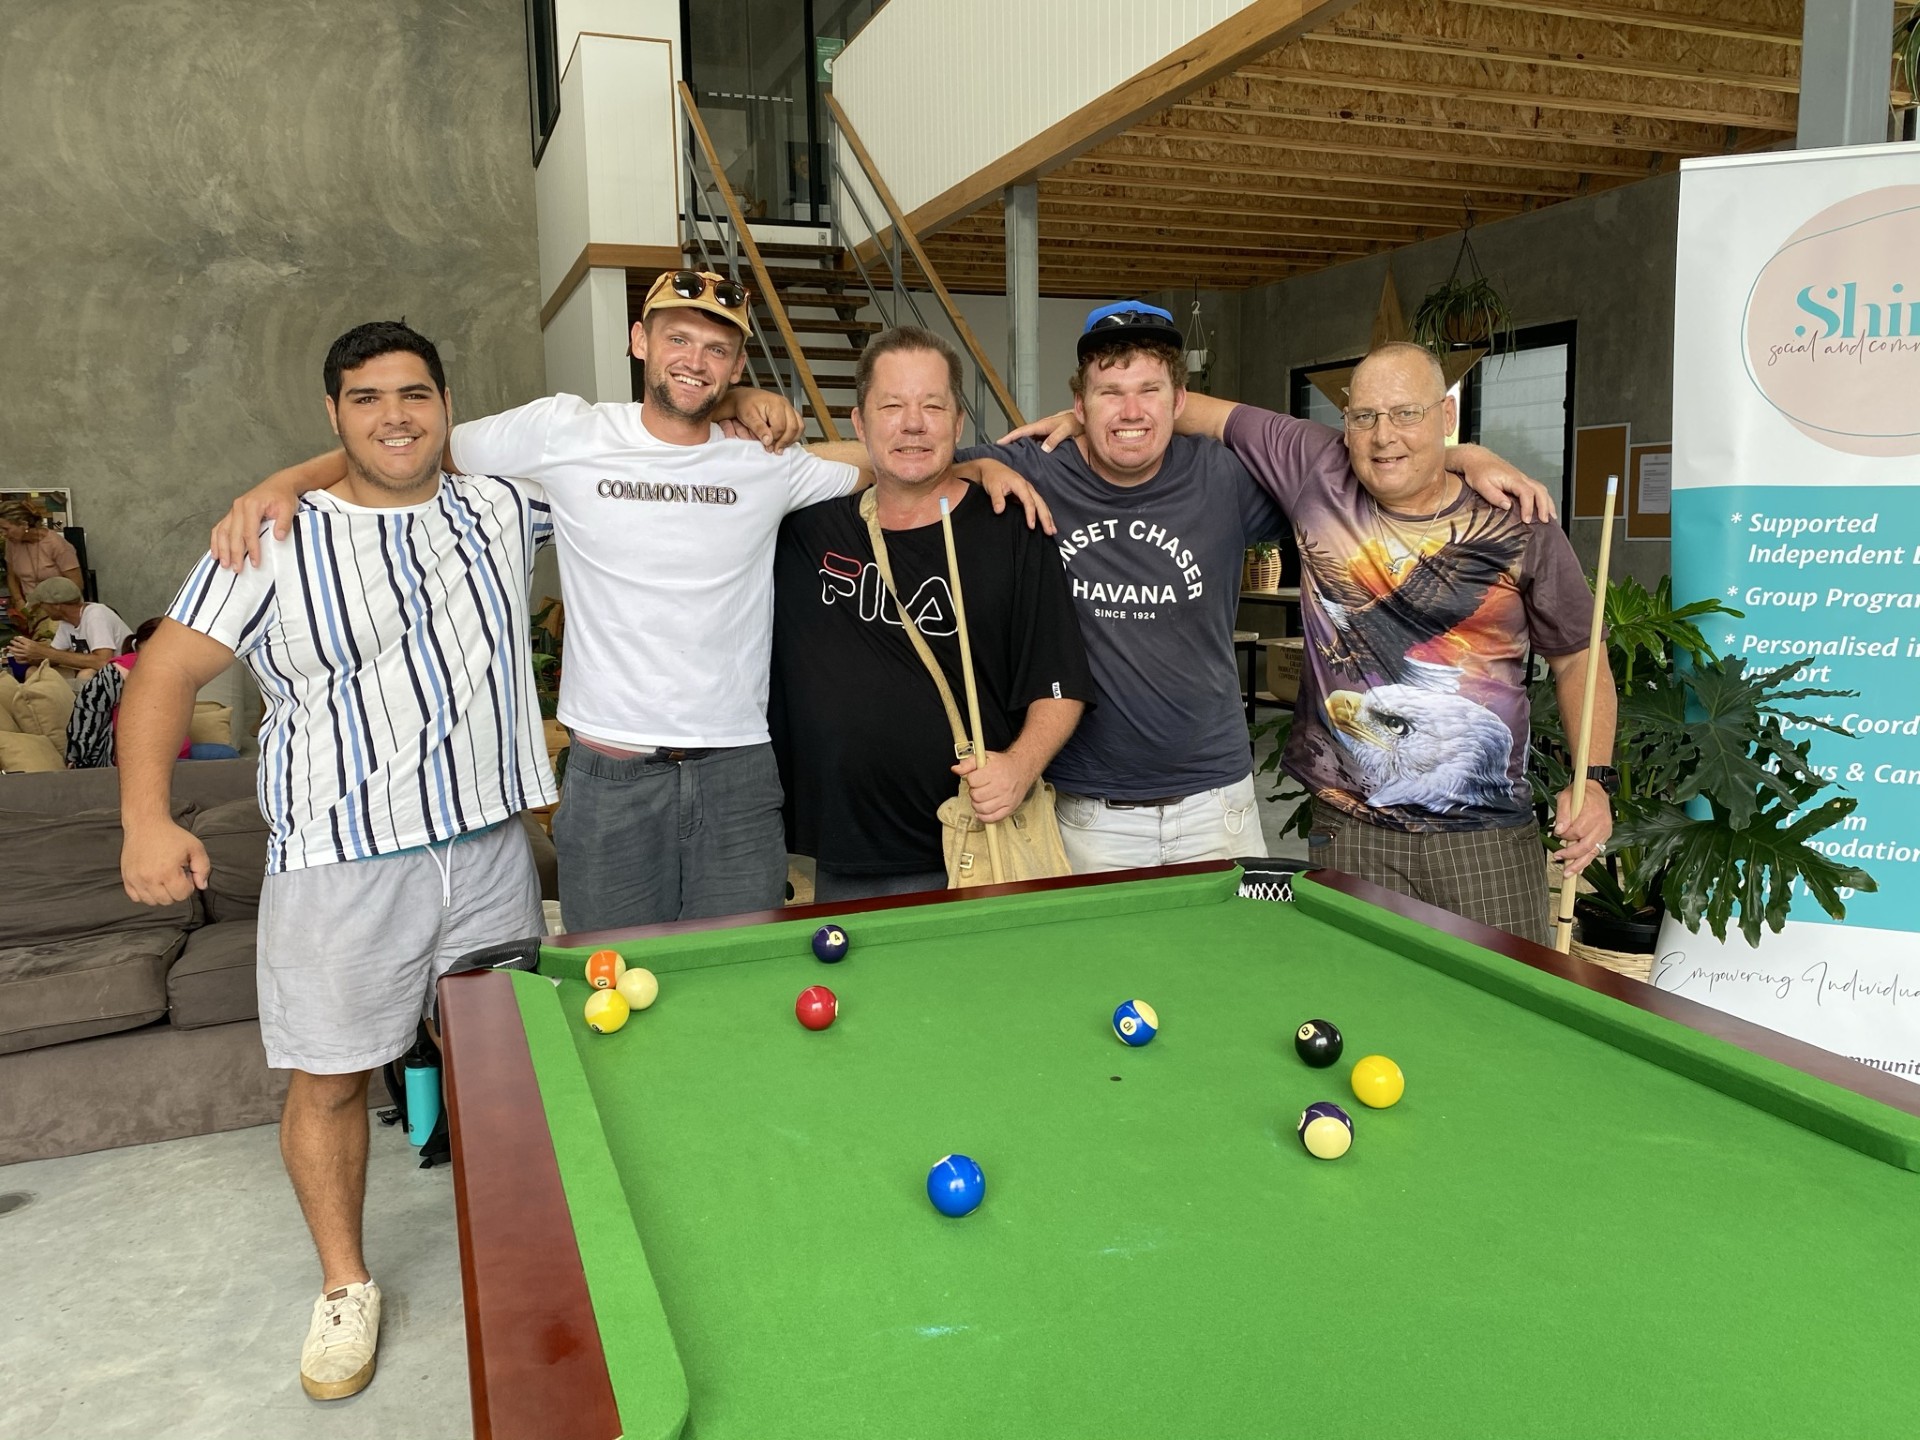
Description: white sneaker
299,1279,381,1400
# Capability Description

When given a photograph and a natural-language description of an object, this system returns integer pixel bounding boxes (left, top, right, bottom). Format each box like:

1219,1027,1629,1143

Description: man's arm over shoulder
449,394,584,481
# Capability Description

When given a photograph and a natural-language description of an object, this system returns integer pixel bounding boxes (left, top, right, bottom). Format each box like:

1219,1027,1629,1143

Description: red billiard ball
796,985,838,1030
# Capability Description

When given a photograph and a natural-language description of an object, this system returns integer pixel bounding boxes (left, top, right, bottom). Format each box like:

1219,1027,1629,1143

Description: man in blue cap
971,300,1550,872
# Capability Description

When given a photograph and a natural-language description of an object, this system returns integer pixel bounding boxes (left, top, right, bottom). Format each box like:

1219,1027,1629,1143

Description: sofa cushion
11,663,75,751
0,806,197,943
191,797,268,923
0,756,255,818
0,675,19,732
0,731,64,772
0,931,184,1055
190,700,235,747
168,921,259,1029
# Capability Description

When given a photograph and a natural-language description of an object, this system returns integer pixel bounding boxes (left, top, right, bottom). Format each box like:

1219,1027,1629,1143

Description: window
525,0,560,164
1289,321,1577,523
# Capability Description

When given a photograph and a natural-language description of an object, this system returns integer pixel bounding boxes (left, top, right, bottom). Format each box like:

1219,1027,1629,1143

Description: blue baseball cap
1077,301,1183,363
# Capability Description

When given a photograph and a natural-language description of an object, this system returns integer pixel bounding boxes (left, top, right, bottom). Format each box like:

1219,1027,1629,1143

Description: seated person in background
2,499,83,622
7,577,132,674
771,328,1096,903
67,619,193,768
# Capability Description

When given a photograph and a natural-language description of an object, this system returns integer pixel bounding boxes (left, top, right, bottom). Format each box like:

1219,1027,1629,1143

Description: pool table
439,864,1920,1440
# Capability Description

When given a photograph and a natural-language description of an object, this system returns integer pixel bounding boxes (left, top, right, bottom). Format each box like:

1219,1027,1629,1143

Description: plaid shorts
1308,802,1549,945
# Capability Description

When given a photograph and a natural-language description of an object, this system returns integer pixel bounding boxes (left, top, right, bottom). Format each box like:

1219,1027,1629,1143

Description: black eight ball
1294,1018,1344,1068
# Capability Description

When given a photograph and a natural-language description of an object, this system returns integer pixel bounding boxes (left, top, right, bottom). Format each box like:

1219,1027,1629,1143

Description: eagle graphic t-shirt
1224,405,1596,833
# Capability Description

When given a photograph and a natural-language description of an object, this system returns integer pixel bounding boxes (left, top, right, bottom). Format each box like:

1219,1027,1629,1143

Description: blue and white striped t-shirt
168,473,559,875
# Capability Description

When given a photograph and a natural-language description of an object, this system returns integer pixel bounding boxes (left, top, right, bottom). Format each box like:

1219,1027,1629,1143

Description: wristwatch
1585,765,1620,796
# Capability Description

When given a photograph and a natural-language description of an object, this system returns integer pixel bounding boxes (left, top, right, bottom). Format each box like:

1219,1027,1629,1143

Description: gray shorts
255,819,544,1074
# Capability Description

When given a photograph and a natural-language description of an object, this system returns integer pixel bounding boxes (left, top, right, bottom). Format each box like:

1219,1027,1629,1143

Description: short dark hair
129,617,165,654
1070,341,1188,398
323,320,447,400
854,326,965,410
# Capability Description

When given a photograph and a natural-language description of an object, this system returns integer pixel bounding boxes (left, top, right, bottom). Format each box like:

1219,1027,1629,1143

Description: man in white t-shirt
122,321,555,1403
6,576,132,674
214,272,1043,929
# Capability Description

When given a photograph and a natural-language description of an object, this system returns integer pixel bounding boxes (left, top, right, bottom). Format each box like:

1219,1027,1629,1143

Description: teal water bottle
403,1046,441,1148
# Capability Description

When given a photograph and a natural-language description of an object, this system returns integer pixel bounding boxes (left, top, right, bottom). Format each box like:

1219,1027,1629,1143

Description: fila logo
818,552,957,636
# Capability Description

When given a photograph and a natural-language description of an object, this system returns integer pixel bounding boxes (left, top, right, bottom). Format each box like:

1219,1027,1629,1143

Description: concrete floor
0,745,1309,1440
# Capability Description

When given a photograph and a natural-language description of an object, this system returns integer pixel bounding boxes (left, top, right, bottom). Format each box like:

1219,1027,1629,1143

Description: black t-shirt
957,436,1287,800
771,485,1096,875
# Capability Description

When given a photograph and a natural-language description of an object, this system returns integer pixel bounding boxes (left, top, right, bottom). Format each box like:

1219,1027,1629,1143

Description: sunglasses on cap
1082,301,1176,333
648,270,750,310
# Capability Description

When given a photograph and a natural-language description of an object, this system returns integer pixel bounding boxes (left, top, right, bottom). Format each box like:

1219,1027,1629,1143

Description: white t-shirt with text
452,395,858,748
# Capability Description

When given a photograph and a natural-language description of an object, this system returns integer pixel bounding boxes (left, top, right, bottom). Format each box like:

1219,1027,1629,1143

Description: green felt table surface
498,871,1920,1440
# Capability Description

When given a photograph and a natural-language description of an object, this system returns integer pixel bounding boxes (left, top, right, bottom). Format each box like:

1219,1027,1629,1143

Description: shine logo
1742,185,1920,457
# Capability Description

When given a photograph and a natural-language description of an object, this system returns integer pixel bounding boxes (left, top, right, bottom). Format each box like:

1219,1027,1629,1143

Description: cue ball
1350,1055,1406,1109
811,925,849,963
927,1154,985,1216
583,989,630,1034
1297,1101,1354,1160
1294,1019,1344,1068
796,984,838,1030
584,949,626,990
615,967,658,1012
1112,999,1158,1046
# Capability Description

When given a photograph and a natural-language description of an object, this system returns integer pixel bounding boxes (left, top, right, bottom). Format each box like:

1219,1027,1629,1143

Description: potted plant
1528,576,1877,951
1412,224,1515,353
1244,541,1282,593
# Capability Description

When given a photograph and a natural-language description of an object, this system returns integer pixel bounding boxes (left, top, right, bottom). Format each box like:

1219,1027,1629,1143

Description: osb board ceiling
909,0,1900,298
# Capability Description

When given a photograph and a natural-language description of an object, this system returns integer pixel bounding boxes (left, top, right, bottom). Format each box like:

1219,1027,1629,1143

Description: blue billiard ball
1297,1101,1354,1160
1112,998,1158,1047
812,924,849,963
927,1154,985,1217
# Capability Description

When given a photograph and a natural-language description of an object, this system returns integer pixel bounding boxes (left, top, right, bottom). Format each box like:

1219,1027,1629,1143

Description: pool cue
1554,473,1619,954
939,495,1005,883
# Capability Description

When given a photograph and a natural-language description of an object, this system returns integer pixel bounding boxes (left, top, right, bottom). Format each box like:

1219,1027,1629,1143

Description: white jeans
1055,774,1268,874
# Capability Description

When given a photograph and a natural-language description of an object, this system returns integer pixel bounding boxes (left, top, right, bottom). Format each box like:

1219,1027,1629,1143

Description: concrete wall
0,0,546,629
1212,174,1681,587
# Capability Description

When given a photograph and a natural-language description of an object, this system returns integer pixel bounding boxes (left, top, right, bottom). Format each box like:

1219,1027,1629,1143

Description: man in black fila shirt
771,328,1096,902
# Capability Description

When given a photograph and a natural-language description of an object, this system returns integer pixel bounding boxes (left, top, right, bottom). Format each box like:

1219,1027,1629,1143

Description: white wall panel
833,1,1261,232
555,0,680,70
543,267,634,404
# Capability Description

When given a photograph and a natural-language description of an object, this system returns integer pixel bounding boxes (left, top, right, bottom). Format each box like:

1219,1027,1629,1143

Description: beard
646,363,726,424
342,436,441,496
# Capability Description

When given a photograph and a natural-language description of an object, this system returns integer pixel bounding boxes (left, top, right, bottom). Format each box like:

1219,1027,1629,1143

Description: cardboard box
1263,637,1306,704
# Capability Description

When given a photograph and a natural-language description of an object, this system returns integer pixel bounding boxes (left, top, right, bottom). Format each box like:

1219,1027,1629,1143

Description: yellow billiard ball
584,989,630,1034
585,949,627,990
615,967,659,1012
1350,1054,1405,1109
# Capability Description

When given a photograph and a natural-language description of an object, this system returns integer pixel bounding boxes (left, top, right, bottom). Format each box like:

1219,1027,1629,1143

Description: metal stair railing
824,93,1026,437
677,81,842,442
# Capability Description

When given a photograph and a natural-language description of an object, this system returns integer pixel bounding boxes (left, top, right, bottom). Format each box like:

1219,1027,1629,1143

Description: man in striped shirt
119,321,556,1402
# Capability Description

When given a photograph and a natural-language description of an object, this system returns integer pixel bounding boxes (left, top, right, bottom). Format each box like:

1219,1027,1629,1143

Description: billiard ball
615,967,658,1012
584,949,626,990
927,1154,985,1216
1297,1101,1353,1160
583,989,630,1034
1350,1054,1405,1109
811,925,849,963
1112,999,1158,1046
1294,1018,1343,1068
796,984,838,1030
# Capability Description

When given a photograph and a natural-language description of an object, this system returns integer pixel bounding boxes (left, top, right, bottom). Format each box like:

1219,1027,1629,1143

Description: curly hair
1069,341,1188,398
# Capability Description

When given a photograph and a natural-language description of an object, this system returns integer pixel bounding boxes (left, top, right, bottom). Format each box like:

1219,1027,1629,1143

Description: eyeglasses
1344,401,1445,431
1088,308,1173,331
650,270,750,310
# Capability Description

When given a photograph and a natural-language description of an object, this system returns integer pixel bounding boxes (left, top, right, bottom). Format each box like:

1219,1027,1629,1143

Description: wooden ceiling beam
928,230,1379,259
1070,151,1581,199
1040,170,1527,215
944,215,1383,251
1125,122,1650,178
1309,27,1801,94
1448,0,1799,47
1172,97,1710,154
1235,64,1796,132
1025,194,1481,232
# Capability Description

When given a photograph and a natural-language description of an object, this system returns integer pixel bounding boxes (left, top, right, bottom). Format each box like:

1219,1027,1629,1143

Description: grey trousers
554,742,787,931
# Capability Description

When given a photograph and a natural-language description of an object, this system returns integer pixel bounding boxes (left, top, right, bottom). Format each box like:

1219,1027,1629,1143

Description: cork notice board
1572,424,1629,519
1628,443,1672,540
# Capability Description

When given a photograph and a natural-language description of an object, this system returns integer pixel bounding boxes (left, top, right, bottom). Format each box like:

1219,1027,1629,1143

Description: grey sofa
0,761,556,1164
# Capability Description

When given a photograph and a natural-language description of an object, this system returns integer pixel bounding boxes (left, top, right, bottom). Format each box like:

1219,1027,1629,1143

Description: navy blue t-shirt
958,435,1286,801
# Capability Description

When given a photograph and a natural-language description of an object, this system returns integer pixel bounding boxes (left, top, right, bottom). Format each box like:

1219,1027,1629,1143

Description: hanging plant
1412,219,1516,355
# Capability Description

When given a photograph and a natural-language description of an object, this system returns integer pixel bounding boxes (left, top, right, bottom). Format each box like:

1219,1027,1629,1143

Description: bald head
1352,341,1446,399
